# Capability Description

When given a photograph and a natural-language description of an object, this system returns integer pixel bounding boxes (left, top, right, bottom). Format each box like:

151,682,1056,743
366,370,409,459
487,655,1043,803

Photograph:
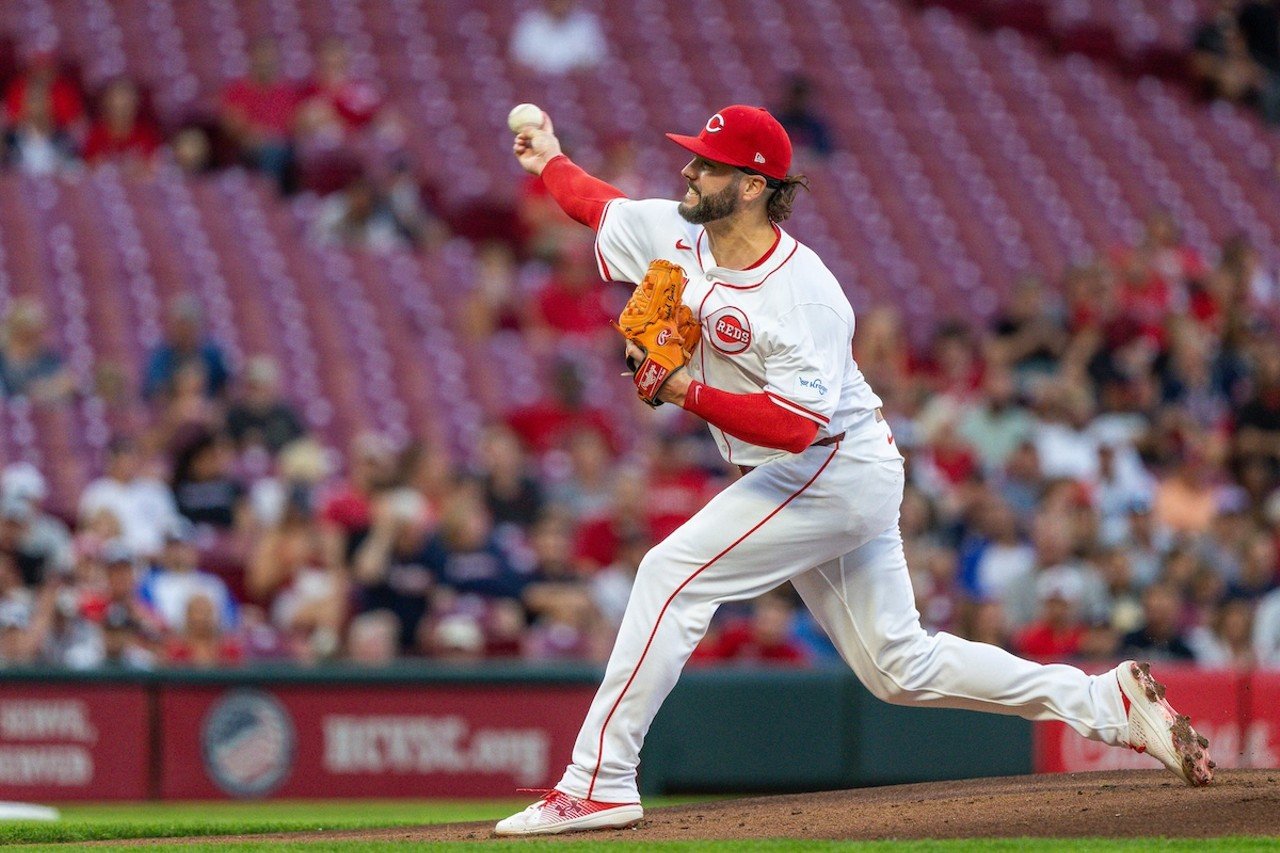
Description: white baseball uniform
556,198,1129,803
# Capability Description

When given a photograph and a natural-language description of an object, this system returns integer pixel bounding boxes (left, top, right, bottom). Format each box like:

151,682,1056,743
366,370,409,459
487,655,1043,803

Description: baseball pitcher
496,104,1213,836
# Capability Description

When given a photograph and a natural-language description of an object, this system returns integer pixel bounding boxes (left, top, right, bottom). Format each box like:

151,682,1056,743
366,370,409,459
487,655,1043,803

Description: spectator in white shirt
78,438,182,559
139,518,236,632
1031,382,1100,482
0,463,73,583
510,0,606,76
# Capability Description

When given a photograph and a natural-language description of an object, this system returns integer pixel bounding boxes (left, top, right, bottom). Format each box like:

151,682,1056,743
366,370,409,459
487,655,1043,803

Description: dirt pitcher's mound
184,770,1279,844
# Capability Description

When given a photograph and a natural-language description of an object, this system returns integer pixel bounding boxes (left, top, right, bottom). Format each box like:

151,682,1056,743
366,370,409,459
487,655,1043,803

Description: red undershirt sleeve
539,155,626,231
682,381,819,454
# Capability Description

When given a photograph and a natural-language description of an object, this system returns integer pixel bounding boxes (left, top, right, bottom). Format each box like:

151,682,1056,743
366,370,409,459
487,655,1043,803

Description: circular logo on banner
707,306,752,355
201,689,295,798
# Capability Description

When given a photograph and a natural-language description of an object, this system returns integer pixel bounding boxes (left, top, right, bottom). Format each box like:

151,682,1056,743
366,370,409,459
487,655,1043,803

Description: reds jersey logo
707,306,752,355
705,113,725,133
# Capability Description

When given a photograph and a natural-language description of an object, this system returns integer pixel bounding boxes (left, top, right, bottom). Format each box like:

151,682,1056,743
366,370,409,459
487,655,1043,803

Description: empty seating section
0,0,1273,513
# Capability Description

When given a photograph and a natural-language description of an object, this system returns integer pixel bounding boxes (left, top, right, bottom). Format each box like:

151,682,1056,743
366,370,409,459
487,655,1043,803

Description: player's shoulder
602,197,682,229
774,239,851,312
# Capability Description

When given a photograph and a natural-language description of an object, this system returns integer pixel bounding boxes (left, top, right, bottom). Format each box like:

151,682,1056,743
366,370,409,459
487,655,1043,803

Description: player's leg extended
792,521,1214,784
793,527,1127,741
553,442,895,805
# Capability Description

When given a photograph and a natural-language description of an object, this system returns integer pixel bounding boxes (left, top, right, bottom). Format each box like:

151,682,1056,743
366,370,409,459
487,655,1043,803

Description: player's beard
678,176,741,224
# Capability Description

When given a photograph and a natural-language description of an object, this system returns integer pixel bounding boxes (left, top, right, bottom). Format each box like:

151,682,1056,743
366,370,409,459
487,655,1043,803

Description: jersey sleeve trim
765,391,831,425
593,199,618,281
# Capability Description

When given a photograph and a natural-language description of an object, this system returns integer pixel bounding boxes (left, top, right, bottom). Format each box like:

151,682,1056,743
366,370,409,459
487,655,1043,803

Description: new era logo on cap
666,105,792,181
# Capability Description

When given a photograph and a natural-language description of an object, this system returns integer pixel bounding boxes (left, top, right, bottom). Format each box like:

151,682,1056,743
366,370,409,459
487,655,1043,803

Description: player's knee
633,545,687,593
634,547,667,585
634,546,710,614
868,634,933,703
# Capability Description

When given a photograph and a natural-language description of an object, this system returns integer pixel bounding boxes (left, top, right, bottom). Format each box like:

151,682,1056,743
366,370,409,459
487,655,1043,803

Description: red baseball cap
665,105,792,182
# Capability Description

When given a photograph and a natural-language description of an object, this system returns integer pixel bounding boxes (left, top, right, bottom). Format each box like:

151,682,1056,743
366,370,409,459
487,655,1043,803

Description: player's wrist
535,151,568,177
659,371,691,407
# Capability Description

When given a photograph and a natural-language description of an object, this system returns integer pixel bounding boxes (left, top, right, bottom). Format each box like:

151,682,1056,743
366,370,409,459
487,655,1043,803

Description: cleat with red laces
1115,660,1214,787
493,789,643,836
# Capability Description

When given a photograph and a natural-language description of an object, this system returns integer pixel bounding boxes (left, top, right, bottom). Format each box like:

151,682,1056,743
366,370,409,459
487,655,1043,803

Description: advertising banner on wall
0,684,151,800
159,683,597,798
1242,670,1280,768
1034,667,1279,773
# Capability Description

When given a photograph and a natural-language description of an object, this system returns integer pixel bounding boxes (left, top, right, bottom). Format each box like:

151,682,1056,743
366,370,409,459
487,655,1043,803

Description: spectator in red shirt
695,590,809,665
1110,211,1208,347
1064,263,1117,336
506,359,618,456
645,434,717,541
164,593,244,667
920,321,984,399
529,242,615,348
220,37,302,191
4,51,84,134
83,79,161,165
573,469,652,572
923,418,980,488
1013,571,1086,661
319,431,399,568
300,38,383,134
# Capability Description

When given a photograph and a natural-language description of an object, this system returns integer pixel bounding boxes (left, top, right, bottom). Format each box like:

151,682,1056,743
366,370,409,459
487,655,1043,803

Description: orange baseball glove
616,260,698,405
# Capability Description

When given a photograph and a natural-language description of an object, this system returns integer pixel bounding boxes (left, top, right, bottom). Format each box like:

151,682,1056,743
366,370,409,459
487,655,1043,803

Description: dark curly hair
766,174,810,222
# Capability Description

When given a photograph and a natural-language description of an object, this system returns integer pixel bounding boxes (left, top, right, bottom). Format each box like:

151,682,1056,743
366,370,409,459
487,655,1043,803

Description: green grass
0,798,699,846
0,801,1274,850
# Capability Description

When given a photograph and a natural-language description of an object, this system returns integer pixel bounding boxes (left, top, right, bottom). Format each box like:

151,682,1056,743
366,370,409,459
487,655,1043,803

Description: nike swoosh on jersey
675,239,692,251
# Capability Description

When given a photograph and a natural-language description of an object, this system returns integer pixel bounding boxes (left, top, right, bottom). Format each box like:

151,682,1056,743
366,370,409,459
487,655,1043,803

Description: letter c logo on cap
705,113,725,133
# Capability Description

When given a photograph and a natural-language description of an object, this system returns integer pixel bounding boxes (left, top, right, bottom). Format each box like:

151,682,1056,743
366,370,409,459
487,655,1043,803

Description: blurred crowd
870,210,1280,671
1191,0,1280,124
4,204,1279,672
0,29,441,252
0,4,1277,671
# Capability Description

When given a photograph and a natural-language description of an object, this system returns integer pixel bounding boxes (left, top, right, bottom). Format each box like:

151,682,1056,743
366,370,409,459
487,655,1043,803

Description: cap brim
664,133,746,169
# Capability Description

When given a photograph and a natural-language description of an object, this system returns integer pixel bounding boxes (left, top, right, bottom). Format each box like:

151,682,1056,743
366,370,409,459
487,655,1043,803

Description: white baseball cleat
1115,660,1215,787
493,789,643,836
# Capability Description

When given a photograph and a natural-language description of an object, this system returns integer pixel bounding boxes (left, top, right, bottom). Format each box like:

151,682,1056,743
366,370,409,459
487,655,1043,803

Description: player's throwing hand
512,109,562,176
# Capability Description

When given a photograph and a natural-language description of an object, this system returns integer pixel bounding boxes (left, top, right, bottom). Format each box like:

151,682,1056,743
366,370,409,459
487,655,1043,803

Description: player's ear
741,174,767,203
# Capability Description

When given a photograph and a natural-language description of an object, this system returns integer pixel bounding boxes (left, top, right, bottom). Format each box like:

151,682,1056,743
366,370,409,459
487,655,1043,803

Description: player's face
678,157,742,224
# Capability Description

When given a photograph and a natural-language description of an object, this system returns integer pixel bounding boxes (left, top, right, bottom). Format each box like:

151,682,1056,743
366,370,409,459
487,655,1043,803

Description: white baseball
507,103,544,133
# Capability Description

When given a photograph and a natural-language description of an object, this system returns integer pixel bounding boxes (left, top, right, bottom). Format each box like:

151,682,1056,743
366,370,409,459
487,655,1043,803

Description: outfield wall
0,666,1273,800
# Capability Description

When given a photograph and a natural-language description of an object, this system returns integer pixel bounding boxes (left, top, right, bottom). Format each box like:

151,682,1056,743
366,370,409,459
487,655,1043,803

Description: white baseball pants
556,413,1129,803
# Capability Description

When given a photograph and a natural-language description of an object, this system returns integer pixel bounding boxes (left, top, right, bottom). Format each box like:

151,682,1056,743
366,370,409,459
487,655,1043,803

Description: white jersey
595,198,883,467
